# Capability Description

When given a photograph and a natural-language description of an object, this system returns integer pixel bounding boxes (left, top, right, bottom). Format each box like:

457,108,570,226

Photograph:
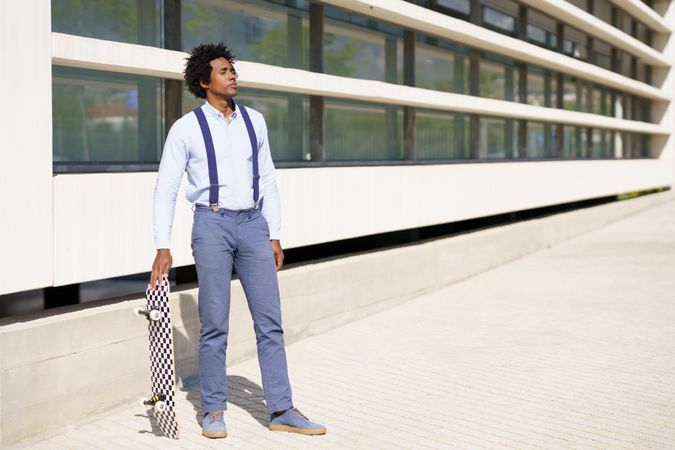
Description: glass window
183,0,309,70
325,99,403,160
482,5,516,34
592,86,603,115
567,0,587,11
636,60,649,84
182,88,309,162
52,66,164,164
526,122,546,158
528,10,556,49
415,36,469,94
592,129,612,158
620,9,632,36
480,54,518,101
562,75,578,111
594,40,612,71
564,26,587,60
479,117,517,159
416,110,469,160
52,0,162,46
563,76,590,112
563,125,580,158
595,0,612,25
636,21,649,45
528,67,556,108
324,8,403,83
619,50,633,78
529,69,544,106
437,0,470,16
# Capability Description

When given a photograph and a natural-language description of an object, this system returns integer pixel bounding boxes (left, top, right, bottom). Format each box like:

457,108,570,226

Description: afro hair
184,43,236,99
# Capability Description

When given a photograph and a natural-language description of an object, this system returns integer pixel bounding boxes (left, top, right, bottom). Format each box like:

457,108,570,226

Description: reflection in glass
563,125,580,158
324,8,403,82
325,99,403,160
528,67,556,108
52,0,162,46
592,129,613,157
482,6,516,33
416,110,469,159
183,0,309,70
52,67,163,164
416,36,469,94
480,55,518,101
479,117,516,159
437,0,470,15
526,122,547,158
182,87,309,162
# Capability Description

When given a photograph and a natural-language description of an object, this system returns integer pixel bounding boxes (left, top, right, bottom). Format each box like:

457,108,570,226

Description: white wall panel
0,1,52,295
52,174,193,286
52,161,672,286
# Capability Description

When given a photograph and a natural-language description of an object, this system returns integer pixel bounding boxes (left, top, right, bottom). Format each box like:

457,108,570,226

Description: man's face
201,57,238,98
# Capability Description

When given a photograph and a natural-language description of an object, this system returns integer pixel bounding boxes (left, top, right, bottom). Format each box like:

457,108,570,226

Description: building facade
0,0,673,302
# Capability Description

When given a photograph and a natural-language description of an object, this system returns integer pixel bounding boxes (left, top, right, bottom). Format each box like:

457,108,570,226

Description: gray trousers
191,205,293,414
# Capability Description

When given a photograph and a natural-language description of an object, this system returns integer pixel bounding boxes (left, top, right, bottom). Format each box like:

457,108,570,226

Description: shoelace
208,411,223,421
289,407,308,421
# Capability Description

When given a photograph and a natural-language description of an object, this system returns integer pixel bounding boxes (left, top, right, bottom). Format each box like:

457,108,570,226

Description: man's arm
257,115,284,270
150,121,188,287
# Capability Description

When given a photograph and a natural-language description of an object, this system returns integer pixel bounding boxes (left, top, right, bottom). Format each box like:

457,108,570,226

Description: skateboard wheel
138,397,148,407
133,306,143,317
148,310,161,321
154,401,167,413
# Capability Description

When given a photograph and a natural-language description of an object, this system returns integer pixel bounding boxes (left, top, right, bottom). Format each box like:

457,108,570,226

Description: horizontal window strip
51,34,668,134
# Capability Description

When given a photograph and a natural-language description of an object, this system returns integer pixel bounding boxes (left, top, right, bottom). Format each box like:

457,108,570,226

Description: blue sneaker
202,411,227,438
269,407,326,435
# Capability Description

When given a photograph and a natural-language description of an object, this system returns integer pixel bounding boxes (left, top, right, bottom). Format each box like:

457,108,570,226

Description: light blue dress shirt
153,101,281,249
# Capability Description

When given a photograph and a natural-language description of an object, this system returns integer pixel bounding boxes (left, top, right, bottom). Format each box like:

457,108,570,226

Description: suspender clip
210,203,220,213
254,201,260,210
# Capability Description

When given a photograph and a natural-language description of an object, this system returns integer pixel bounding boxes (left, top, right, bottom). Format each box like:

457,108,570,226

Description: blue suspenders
193,101,260,213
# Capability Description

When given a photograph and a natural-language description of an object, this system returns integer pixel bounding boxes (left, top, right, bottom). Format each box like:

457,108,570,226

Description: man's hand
270,240,284,271
150,249,173,289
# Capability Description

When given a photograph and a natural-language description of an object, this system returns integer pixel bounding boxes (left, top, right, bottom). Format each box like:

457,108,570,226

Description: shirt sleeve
257,115,281,240
153,120,188,249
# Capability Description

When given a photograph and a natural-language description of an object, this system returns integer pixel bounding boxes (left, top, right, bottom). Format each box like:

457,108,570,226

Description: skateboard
134,277,179,439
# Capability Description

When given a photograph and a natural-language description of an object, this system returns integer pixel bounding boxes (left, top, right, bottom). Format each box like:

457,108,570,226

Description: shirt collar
202,100,238,120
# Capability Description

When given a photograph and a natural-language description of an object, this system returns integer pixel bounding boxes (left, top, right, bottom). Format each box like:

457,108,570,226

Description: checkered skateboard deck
136,278,179,439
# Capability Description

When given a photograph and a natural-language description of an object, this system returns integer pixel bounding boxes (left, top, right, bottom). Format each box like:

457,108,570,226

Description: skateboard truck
134,306,161,321
138,393,167,413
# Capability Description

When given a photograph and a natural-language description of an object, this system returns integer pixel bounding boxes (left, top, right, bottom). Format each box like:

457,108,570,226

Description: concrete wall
1,190,671,447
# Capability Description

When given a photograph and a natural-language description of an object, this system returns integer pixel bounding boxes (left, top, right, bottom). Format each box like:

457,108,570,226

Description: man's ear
199,79,209,90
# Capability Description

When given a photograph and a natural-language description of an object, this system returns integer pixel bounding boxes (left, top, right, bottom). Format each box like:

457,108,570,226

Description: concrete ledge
0,191,671,447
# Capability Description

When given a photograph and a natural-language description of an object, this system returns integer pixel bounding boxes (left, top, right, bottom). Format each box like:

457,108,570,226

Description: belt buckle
210,203,220,213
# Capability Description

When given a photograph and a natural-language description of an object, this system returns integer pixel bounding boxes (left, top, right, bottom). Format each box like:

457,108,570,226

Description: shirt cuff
269,228,281,240
155,238,171,250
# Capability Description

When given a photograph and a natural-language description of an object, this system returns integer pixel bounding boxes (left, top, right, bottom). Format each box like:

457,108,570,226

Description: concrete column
403,30,416,161
309,3,325,162
288,8,305,160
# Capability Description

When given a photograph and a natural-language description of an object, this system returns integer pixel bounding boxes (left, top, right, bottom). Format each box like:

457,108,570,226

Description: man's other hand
150,249,173,289
271,240,284,271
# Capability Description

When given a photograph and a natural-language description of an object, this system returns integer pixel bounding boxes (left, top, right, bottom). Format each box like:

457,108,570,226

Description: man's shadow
173,291,269,428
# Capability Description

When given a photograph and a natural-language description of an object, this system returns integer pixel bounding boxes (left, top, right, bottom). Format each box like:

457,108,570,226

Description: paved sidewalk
20,199,675,449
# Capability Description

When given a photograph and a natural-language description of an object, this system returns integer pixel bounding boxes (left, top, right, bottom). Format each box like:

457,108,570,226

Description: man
150,43,325,439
